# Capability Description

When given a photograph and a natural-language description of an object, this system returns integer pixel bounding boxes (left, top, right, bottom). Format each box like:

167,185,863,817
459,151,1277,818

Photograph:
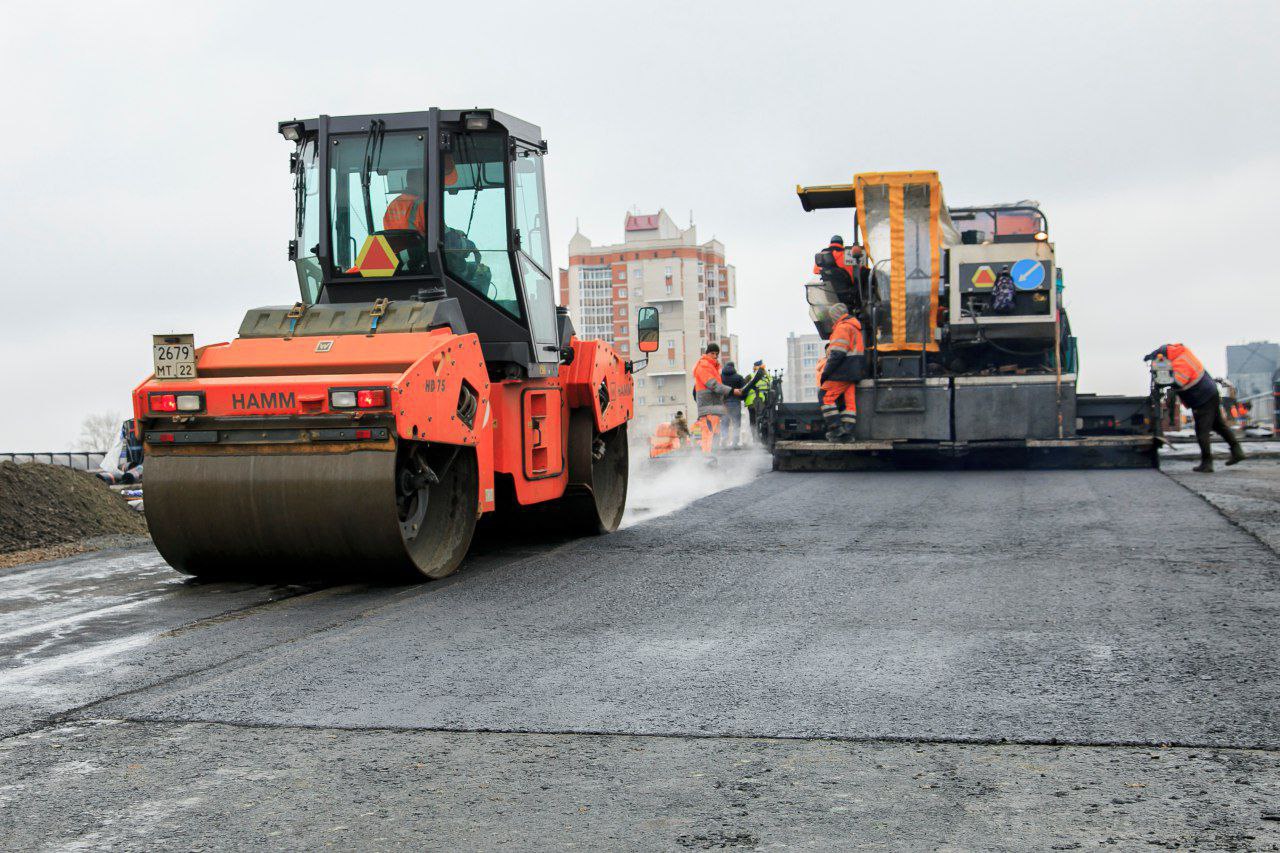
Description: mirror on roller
636,306,660,353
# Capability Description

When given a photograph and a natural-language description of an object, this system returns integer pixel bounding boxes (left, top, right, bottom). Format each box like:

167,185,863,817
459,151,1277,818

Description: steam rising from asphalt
622,446,771,528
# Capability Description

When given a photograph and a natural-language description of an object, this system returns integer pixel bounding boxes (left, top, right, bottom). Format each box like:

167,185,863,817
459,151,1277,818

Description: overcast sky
1,1,1276,450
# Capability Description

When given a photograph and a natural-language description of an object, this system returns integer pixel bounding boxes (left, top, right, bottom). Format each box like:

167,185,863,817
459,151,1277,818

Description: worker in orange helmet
820,303,865,442
692,342,739,453
382,158,460,234
1145,343,1245,472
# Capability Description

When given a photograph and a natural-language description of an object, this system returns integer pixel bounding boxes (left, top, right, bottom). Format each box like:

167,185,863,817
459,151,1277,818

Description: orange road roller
133,108,659,581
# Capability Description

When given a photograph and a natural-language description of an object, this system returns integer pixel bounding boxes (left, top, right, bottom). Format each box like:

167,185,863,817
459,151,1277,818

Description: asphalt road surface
2,454,1279,851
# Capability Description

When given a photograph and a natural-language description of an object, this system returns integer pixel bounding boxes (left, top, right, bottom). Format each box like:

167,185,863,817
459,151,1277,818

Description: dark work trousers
1192,393,1240,464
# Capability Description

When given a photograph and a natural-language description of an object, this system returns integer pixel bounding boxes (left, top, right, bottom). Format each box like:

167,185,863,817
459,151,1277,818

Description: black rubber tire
560,409,629,535
399,446,479,581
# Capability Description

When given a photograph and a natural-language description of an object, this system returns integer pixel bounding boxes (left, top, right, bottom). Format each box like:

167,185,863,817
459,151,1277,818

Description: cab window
293,139,322,302
513,149,552,273
327,130,432,277
442,132,521,318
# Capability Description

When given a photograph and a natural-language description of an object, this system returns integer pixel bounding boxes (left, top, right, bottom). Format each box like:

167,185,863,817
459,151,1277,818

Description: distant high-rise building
1226,341,1279,426
560,209,736,436
784,332,823,404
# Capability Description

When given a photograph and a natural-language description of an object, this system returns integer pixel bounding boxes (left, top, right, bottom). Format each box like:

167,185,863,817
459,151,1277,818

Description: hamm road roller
133,108,659,581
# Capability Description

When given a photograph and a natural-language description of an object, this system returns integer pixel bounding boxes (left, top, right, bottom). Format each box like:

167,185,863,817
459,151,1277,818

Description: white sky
0,0,1276,450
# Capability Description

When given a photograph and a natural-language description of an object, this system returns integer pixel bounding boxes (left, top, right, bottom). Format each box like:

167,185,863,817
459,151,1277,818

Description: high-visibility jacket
1148,343,1215,408
814,356,826,396
383,193,426,233
812,242,861,276
743,368,770,407
1164,343,1205,389
821,313,865,383
693,353,730,416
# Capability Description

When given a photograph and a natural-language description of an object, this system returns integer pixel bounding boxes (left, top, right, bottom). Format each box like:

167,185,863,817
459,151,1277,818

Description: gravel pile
0,461,148,556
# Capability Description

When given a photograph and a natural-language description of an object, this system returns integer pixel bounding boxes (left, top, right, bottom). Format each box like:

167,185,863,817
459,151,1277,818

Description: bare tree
77,411,122,452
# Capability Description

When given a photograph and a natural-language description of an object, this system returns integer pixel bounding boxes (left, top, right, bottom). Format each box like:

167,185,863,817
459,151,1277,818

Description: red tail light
149,393,177,412
330,387,390,410
356,389,386,409
148,392,203,414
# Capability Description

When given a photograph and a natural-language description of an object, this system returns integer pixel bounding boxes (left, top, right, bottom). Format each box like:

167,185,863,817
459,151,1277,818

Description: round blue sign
1011,259,1046,290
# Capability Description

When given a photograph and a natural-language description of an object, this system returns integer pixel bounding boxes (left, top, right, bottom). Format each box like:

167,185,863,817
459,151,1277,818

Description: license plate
152,334,197,380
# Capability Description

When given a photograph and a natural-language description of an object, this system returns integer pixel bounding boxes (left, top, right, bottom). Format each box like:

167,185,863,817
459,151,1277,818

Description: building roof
625,214,660,231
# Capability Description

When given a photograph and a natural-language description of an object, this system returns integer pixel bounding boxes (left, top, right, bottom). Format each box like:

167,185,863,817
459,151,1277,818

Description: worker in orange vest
1145,343,1245,472
692,342,739,453
383,168,428,233
819,303,865,442
382,159,460,234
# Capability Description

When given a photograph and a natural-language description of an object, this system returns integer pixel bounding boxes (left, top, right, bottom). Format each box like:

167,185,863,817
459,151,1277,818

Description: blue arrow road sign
1011,259,1046,290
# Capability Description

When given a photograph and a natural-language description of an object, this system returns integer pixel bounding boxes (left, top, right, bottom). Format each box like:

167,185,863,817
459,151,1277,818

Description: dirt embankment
0,462,148,566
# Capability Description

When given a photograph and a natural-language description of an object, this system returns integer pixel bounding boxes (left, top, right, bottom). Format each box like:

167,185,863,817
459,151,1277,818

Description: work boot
822,408,841,442
1193,460,1214,473
838,418,857,443
1226,444,1246,466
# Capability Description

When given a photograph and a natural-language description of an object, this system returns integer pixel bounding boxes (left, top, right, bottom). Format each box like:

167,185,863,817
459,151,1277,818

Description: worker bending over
1145,343,1246,473
672,411,692,443
693,343,738,453
820,303,864,442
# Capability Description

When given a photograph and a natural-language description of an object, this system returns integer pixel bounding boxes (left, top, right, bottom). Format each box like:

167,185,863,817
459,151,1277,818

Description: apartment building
784,332,823,405
560,209,737,436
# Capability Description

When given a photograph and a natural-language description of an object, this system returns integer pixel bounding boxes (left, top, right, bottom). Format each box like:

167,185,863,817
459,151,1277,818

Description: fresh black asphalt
1,457,1278,850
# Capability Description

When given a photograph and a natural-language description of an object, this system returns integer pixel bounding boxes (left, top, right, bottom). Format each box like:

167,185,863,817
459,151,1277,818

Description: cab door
512,145,559,366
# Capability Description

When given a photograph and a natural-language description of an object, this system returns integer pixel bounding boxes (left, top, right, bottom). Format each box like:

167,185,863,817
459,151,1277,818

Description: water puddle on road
622,446,771,528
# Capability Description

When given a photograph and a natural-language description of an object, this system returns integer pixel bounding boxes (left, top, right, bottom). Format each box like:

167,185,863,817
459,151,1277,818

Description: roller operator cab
133,109,660,582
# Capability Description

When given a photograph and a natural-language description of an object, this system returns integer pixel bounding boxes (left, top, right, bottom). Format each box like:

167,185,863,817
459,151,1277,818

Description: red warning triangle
971,265,996,288
354,235,399,278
